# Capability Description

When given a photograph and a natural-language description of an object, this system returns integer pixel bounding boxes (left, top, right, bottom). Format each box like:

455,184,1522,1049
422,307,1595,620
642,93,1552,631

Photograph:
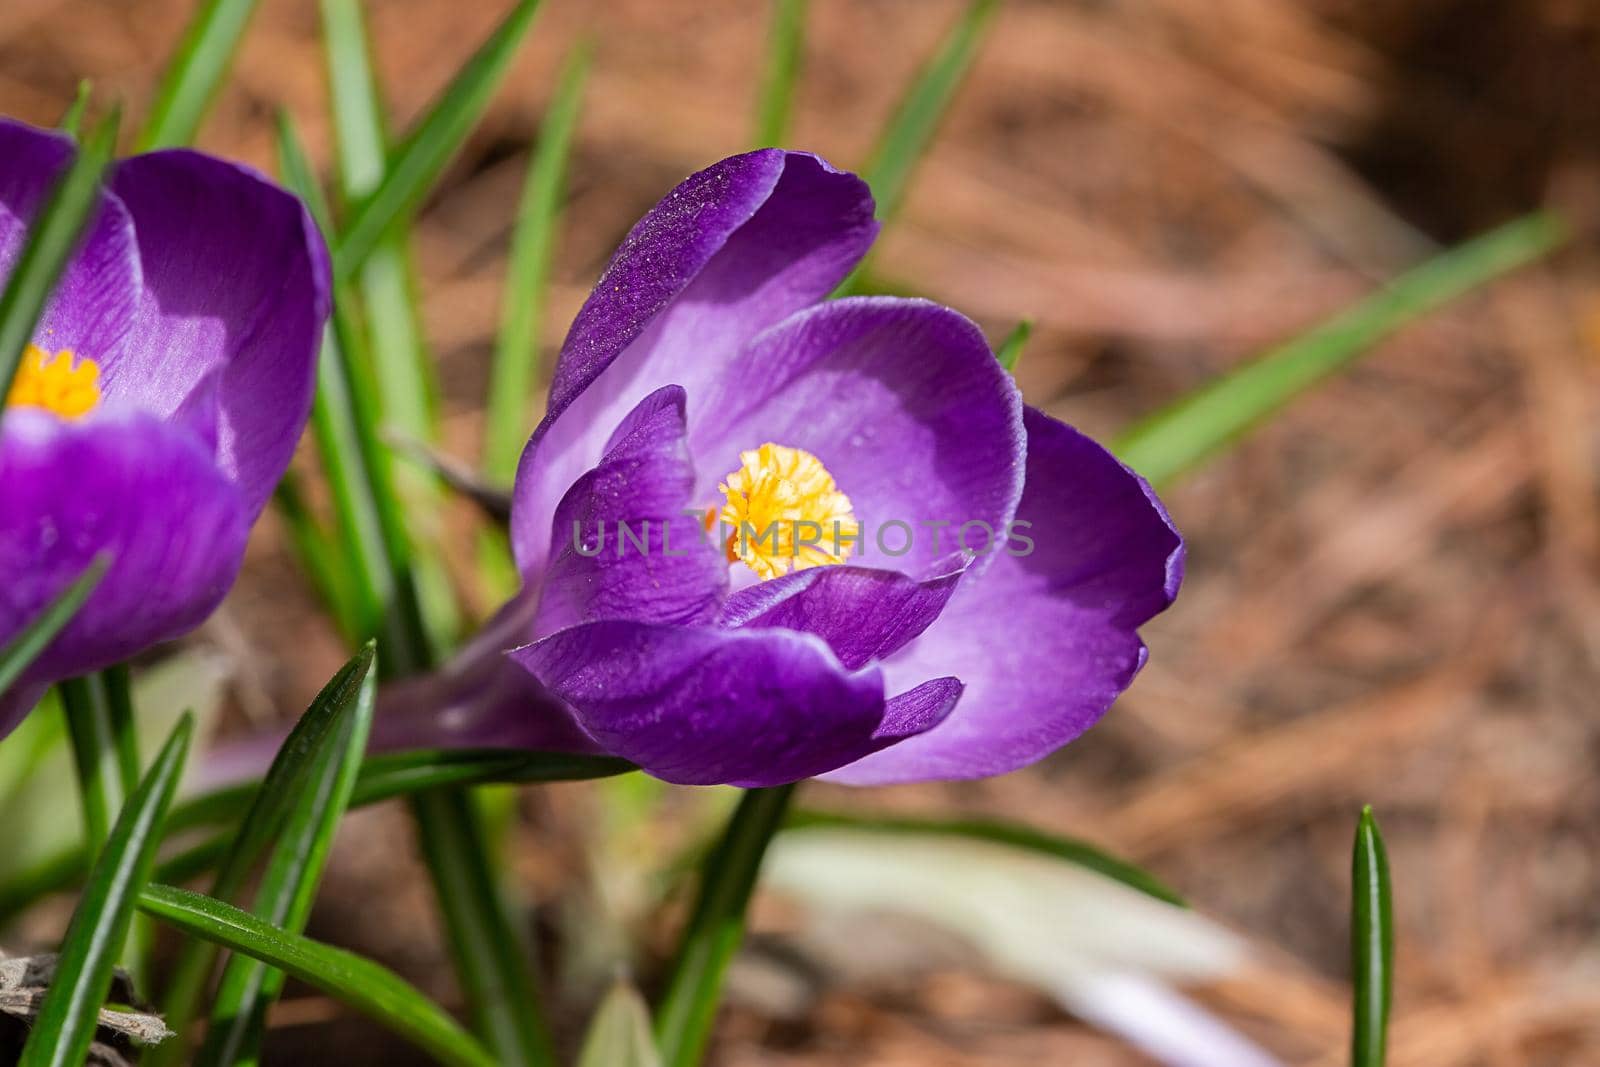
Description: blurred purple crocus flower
369,148,1182,788
0,118,330,734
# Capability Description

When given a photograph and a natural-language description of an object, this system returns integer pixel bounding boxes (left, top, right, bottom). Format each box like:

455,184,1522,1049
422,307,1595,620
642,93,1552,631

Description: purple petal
106,150,331,515
717,557,966,669
689,297,1026,579
511,150,876,576
534,385,727,637
0,119,142,368
0,408,249,715
824,407,1183,784
511,620,956,786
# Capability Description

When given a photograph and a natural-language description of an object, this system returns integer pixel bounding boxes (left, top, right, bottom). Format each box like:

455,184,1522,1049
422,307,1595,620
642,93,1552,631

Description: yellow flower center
714,442,859,580
5,344,101,419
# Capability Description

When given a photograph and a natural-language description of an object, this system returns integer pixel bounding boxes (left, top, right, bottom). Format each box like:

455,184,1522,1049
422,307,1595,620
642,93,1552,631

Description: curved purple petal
534,385,727,637
824,407,1184,784
0,408,249,716
511,150,876,576
106,149,331,515
689,297,1026,579
510,620,954,786
717,556,966,669
0,119,142,368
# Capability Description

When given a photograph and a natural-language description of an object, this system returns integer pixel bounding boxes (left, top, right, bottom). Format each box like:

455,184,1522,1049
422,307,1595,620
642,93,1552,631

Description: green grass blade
788,809,1183,906
320,0,466,654
1351,806,1394,1067
865,0,995,221
834,0,996,294
17,714,192,1067
995,318,1031,373
152,645,375,1066
1114,212,1569,488
412,789,557,1067
137,883,497,1067
753,0,807,147
57,80,92,137
197,659,376,1067
482,41,590,483
0,108,118,400
136,0,260,150
578,980,661,1067
276,113,434,672
655,784,797,1067
57,672,138,854
332,0,546,282
0,556,106,695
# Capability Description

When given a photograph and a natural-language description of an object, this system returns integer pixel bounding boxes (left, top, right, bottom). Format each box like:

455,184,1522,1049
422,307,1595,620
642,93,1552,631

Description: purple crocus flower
0,118,330,734
368,149,1181,789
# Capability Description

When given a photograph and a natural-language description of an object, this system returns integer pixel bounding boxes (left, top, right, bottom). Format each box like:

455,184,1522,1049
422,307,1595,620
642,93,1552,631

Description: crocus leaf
753,0,807,148
196,654,377,1067
655,784,797,1067
0,108,117,400
137,0,261,150
136,883,498,1067
1351,806,1394,1067
57,669,139,856
16,714,192,1067
995,318,1032,373
0,556,107,696
151,644,375,1067
276,112,432,673
332,0,546,282
834,0,997,296
578,980,661,1067
1114,212,1568,489
483,40,591,484
56,80,92,138
319,0,463,661
788,809,1184,907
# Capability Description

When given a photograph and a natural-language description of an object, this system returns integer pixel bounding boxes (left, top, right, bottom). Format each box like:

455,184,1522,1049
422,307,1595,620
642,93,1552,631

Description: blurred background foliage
1,0,1596,1063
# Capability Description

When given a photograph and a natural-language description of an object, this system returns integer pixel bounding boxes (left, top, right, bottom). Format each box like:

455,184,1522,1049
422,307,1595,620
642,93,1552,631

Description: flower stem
58,665,151,982
412,788,556,1067
654,783,799,1067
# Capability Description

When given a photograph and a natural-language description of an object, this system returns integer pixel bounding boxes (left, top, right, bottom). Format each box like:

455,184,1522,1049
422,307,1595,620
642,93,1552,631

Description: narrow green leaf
995,318,1032,373
0,556,107,695
153,645,375,1066
273,473,360,639
1114,212,1569,488
332,0,546,282
57,80,92,137
1351,806,1394,1067
788,809,1184,907
320,0,464,655
197,658,377,1067
753,0,807,148
137,883,497,1067
18,714,192,1067
58,670,139,854
483,41,590,483
137,0,261,150
834,0,996,294
0,108,118,400
655,784,797,1067
276,114,433,673
412,789,557,1067
578,980,661,1067
864,0,995,222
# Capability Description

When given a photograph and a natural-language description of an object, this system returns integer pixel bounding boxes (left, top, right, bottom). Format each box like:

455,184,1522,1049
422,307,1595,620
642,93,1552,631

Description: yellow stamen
715,442,859,580
5,344,101,419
